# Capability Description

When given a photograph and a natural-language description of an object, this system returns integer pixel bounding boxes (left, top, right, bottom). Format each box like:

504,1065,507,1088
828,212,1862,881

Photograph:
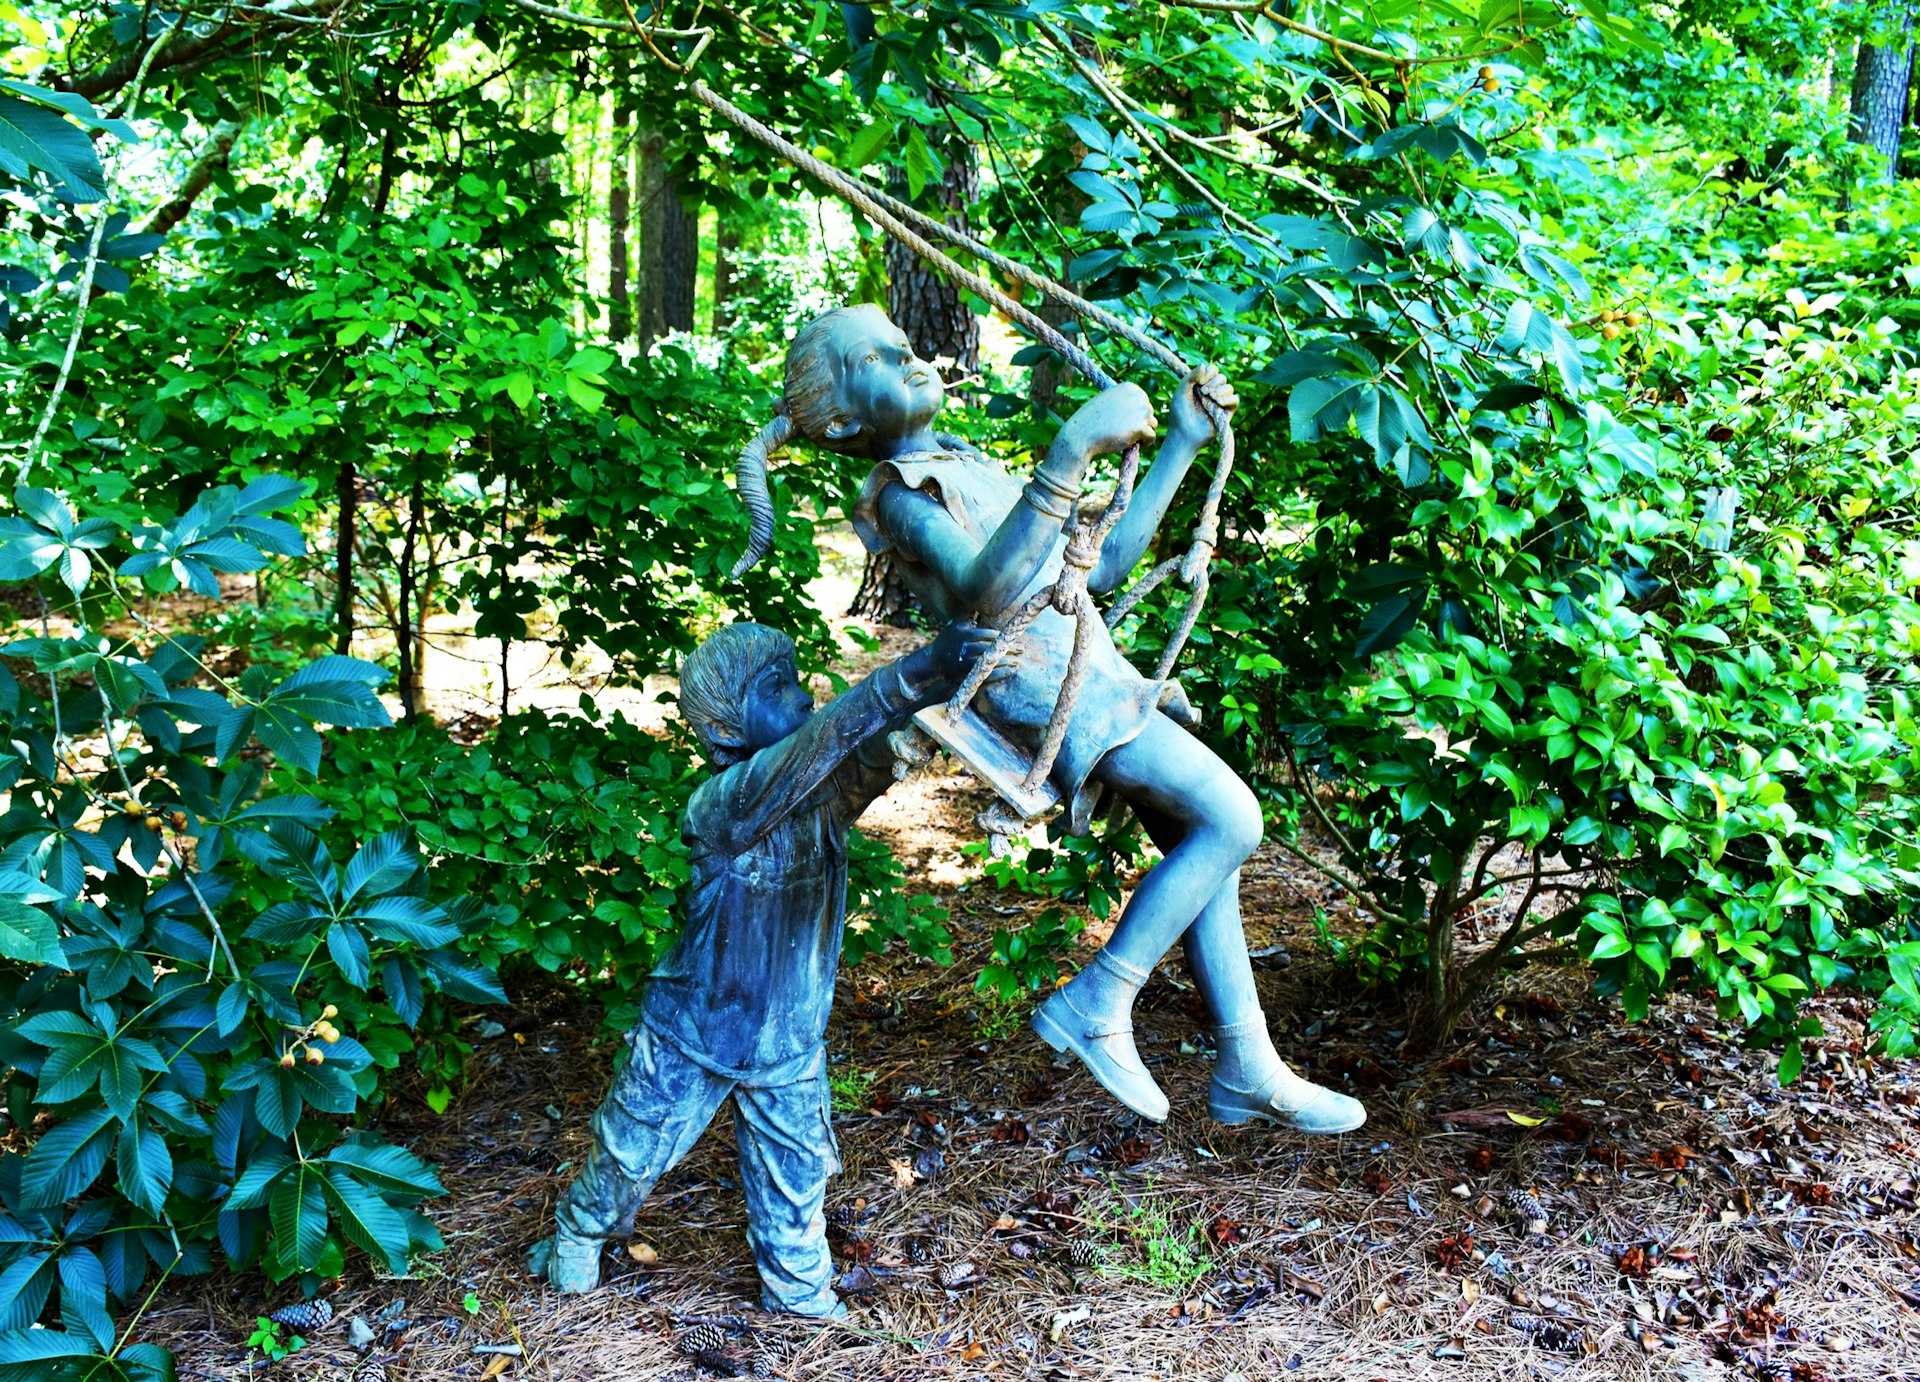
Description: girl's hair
677,621,793,766
730,304,892,578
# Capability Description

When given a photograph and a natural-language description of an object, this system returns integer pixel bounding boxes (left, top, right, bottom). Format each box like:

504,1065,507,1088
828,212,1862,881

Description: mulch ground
142,768,1920,1382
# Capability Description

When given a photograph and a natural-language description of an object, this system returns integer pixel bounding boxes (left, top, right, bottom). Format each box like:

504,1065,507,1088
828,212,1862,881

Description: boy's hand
1168,365,1238,447
907,620,999,694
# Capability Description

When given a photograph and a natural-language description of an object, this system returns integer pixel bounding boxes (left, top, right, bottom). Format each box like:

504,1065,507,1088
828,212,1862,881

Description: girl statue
731,304,1364,1134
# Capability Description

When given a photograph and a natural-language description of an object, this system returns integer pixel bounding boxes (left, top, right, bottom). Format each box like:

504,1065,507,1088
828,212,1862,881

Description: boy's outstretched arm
693,622,995,857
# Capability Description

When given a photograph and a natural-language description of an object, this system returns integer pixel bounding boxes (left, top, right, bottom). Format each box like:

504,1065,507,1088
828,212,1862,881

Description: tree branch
144,118,245,237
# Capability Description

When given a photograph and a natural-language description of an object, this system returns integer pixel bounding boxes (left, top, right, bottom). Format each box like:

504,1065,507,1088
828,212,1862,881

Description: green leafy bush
0,480,498,1369
1203,283,1920,1067
311,707,953,1039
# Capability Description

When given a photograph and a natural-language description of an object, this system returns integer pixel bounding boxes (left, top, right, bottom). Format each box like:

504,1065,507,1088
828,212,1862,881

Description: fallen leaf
626,1240,658,1265
479,1357,511,1380
888,1157,917,1190
1506,1111,1546,1128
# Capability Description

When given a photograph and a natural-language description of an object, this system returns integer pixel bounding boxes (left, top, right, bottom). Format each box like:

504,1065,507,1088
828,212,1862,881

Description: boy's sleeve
825,723,913,829
693,657,936,857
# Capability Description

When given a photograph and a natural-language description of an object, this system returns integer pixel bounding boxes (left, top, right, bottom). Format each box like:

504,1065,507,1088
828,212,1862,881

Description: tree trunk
1421,871,1460,1041
334,461,356,655
636,130,667,350
397,472,425,724
1849,2,1916,181
608,93,634,341
886,121,981,382
713,218,738,334
662,188,698,333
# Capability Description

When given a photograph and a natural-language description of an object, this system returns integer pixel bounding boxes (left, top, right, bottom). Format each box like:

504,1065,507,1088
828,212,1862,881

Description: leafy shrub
968,823,1145,999
0,480,498,1370
1202,286,1920,1068
311,706,954,1040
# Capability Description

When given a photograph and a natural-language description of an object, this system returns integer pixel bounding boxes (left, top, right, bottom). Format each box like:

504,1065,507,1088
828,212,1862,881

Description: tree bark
886,118,981,382
608,95,634,341
334,461,356,655
713,218,739,334
636,130,667,350
397,472,425,724
144,119,244,237
1849,2,1917,181
662,188,698,333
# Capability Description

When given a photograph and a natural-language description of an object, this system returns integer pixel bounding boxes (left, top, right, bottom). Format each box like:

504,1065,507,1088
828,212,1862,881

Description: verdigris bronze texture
530,616,993,1313
733,305,1365,1135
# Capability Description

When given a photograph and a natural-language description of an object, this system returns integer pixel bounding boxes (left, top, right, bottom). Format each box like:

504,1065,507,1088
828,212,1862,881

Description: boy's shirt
641,659,927,1080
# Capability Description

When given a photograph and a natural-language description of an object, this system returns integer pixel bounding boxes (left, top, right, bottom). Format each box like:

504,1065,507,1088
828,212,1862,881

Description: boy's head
678,623,814,767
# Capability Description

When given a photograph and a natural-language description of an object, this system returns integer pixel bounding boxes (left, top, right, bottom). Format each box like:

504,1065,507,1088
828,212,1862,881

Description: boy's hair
678,622,793,766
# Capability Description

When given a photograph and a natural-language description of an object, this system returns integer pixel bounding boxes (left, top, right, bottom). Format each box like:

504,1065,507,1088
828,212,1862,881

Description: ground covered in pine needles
139,757,1920,1382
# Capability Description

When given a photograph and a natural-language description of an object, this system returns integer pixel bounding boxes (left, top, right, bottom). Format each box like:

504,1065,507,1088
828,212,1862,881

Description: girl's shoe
1208,1060,1366,1132
1032,951,1169,1123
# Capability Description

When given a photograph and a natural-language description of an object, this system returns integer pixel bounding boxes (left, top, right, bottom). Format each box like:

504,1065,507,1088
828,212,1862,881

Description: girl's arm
876,384,1159,619
1090,366,1237,596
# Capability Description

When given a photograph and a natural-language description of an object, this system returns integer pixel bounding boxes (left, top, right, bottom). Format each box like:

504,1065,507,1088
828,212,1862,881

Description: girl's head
731,305,945,576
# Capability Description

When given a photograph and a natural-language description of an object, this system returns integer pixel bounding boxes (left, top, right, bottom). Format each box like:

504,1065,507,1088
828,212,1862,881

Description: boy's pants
553,1023,842,1316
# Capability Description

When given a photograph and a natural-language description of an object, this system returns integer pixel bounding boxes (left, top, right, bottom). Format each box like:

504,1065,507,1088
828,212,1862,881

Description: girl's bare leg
1033,715,1257,1121
1133,804,1366,1132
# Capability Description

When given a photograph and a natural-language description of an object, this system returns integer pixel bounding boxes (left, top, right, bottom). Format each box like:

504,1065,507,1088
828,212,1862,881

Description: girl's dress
852,450,1163,833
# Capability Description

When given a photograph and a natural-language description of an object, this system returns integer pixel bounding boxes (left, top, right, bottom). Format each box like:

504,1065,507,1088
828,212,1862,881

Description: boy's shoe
527,1231,603,1293
1032,952,1168,1123
1208,1062,1366,1133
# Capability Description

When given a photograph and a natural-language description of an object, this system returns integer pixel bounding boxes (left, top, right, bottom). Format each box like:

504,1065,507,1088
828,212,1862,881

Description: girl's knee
1206,774,1263,860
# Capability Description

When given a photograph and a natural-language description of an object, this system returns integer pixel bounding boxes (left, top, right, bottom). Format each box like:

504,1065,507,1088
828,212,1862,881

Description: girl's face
831,314,944,448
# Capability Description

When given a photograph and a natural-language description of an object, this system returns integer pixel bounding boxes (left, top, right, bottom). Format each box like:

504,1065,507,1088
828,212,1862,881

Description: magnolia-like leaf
0,900,62,965
18,1105,116,1207
322,1167,412,1273
268,1163,329,1270
327,1140,445,1200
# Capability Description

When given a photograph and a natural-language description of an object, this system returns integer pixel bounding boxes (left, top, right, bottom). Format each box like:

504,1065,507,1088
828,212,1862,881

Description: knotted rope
690,81,1235,813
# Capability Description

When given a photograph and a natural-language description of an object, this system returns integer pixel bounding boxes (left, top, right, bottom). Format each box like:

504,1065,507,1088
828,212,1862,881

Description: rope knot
1062,533,1102,573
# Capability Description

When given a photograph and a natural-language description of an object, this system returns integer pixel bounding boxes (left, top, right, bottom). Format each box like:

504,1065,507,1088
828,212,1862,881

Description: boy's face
830,313,944,446
741,650,815,752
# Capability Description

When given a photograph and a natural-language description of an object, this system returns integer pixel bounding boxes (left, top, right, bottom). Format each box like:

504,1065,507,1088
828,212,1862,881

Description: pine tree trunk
608,94,633,341
662,189,698,334
1849,2,1917,180
636,130,667,350
886,120,981,382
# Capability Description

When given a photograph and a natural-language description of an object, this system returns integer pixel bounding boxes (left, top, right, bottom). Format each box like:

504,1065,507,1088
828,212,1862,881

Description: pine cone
268,1299,334,1331
354,1363,390,1382
1505,1188,1550,1233
678,1322,729,1357
1069,1238,1099,1269
750,1349,779,1379
1514,1314,1584,1354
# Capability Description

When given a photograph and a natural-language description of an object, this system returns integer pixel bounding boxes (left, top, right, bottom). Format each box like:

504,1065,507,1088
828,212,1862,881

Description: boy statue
530,616,992,1316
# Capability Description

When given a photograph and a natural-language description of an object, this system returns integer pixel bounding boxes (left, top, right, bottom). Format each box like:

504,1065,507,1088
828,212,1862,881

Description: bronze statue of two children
530,305,1364,1316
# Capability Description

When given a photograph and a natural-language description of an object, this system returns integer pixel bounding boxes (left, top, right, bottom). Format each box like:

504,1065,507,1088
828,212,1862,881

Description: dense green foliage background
2,0,1918,1373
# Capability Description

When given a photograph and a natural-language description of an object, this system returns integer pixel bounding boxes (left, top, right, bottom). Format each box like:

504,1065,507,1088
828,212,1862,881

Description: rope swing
690,81,1237,822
